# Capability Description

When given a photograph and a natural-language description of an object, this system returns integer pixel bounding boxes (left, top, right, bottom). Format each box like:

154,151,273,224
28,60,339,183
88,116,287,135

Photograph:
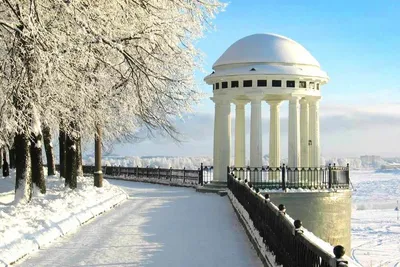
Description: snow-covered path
15,180,263,267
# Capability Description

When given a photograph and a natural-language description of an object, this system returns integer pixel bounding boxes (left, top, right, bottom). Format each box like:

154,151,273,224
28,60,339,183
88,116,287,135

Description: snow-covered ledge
104,175,198,188
228,190,280,267
0,175,128,267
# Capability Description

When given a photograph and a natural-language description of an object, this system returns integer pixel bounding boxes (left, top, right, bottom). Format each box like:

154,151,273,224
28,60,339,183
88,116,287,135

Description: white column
218,100,231,181
308,97,321,167
250,96,263,167
234,100,247,167
266,100,282,168
212,99,221,182
300,98,309,167
288,96,301,168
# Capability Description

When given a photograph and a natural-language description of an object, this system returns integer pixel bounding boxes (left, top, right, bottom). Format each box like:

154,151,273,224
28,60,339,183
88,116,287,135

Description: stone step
203,182,227,188
196,186,227,196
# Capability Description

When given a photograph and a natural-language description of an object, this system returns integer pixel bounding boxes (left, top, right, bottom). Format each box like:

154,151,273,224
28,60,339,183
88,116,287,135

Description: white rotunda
204,33,328,182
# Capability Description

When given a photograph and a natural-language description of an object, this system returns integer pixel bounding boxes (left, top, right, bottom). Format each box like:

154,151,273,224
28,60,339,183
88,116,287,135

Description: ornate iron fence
202,165,213,184
229,163,350,190
81,165,203,185
227,173,351,267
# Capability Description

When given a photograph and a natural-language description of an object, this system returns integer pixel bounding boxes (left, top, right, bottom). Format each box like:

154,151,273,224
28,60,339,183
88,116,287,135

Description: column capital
305,96,322,103
232,99,250,107
288,95,301,101
299,97,308,105
266,100,283,107
210,96,231,105
247,94,264,103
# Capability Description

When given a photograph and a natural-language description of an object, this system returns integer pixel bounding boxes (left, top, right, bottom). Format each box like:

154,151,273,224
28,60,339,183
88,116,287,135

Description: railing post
119,165,121,176
170,167,172,181
328,163,332,189
199,163,204,185
146,166,149,177
158,167,160,179
183,167,186,183
282,164,286,190
346,163,350,186
333,245,348,267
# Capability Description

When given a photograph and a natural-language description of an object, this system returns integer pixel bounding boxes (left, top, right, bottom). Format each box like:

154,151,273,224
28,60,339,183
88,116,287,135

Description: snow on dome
213,33,320,69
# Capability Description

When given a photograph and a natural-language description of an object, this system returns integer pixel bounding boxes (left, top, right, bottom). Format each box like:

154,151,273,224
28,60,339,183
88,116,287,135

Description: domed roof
213,33,320,69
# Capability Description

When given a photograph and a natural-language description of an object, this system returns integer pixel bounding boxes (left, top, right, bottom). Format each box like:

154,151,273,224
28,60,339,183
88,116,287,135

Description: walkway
16,180,263,267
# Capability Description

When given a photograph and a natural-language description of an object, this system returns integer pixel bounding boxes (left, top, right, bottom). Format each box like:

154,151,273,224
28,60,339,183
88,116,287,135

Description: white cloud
112,95,400,158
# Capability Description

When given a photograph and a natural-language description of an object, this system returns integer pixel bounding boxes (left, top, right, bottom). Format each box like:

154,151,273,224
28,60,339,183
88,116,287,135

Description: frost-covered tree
0,0,225,201
57,0,225,186
0,0,60,201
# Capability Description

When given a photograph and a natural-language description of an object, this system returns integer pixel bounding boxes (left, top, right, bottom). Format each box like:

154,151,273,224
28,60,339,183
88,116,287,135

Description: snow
2,167,397,266
104,174,198,188
35,140,42,148
212,33,321,68
260,187,346,193
0,170,127,266
13,181,263,267
31,107,41,136
351,170,400,267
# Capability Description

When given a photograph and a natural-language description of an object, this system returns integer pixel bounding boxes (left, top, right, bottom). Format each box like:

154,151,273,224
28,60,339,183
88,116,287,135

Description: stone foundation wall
268,190,352,253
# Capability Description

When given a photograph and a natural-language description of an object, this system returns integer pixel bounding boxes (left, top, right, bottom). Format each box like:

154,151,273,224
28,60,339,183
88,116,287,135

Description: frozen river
351,170,400,267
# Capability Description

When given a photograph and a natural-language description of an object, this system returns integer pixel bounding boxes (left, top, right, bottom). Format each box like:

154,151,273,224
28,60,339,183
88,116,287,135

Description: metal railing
81,165,203,185
229,163,350,190
201,165,213,184
227,173,353,267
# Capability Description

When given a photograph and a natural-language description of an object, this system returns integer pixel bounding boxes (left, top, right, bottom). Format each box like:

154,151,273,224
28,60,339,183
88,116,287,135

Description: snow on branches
0,0,225,142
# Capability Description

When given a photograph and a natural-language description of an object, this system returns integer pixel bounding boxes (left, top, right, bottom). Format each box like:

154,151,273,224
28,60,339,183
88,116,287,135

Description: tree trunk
59,126,66,178
14,133,33,203
94,124,103,187
65,133,77,189
31,131,46,194
9,147,16,169
43,125,55,176
65,121,78,189
76,137,83,177
0,148,2,169
1,148,9,177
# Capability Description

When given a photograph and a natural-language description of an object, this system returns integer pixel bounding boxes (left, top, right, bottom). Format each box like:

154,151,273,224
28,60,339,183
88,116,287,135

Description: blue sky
113,0,400,158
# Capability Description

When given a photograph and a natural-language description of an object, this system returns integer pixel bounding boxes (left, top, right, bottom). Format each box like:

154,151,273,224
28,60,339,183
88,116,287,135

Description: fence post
170,167,172,181
282,164,286,190
199,163,204,185
158,167,160,179
346,163,350,185
333,245,348,267
183,167,186,183
328,163,332,189
136,166,139,177
119,165,121,176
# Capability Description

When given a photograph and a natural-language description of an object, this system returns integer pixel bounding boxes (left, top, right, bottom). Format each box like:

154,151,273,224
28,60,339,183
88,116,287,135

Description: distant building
360,155,384,168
